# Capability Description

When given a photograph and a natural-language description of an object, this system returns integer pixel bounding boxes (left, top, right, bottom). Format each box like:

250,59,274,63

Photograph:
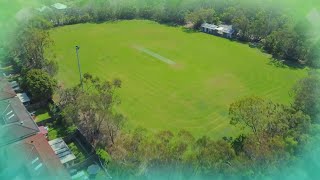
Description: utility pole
75,46,84,91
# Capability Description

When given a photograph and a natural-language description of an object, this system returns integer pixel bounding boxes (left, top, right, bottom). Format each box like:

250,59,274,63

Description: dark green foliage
185,8,218,29
232,135,246,155
292,71,320,122
23,69,57,102
68,142,86,163
96,148,111,166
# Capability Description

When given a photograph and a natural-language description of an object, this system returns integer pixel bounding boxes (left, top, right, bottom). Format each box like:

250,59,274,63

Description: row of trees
38,0,318,67
50,70,319,179
3,16,58,103
105,93,312,178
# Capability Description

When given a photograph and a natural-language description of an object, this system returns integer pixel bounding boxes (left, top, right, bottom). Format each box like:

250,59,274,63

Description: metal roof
201,23,234,34
201,23,218,30
17,93,30,103
49,138,76,164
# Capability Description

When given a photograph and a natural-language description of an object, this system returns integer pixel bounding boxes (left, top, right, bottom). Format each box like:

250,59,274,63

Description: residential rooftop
201,23,234,34
0,97,39,146
0,78,16,101
17,92,31,103
0,134,70,179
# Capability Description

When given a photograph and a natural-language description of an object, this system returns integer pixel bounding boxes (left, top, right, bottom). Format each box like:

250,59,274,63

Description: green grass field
47,20,307,138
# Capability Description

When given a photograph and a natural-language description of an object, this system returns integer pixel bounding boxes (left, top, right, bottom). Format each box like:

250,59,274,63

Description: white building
201,23,234,38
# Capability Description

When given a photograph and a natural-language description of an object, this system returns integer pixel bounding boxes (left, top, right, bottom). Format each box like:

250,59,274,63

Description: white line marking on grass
134,45,176,65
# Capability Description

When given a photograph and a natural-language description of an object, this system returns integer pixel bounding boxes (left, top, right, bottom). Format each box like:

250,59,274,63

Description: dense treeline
105,94,312,179
54,74,318,179
38,0,318,67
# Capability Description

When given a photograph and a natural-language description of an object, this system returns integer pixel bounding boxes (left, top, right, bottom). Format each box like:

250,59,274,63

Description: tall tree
59,73,124,147
292,71,320,122
23,69,57,102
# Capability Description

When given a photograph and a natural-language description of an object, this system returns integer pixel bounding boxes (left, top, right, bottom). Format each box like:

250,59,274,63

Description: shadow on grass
181,27,199,33
48,122,76,141
267,57,306,70
34,107,52,123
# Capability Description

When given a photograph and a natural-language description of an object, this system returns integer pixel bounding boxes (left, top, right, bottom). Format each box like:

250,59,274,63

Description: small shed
49,138,76,168
17,93,31,106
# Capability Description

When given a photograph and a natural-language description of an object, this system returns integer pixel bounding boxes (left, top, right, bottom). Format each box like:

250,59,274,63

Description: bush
96,148,111,166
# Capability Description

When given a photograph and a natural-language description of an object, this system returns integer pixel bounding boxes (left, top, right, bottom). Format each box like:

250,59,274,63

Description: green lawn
35,108,51,122
47,20,307,138
68,142,86,164
48,123,76,141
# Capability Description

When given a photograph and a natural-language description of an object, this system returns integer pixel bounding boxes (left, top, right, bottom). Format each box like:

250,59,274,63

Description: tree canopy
57,73,125,148
23,69,57,102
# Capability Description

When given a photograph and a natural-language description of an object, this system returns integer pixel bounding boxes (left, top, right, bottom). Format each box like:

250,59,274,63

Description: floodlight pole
75,46,84,91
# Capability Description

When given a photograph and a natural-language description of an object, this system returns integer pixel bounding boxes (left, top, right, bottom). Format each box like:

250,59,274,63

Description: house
201,23,234,38
0,97,39,146
0,134,70,179
0,80,70,178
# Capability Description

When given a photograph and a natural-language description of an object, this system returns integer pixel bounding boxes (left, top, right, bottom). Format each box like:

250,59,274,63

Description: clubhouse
201,23,234,38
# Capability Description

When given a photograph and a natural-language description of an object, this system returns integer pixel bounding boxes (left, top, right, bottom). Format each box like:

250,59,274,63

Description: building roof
219,24,234,34
0,79,16,101
39,126,48,135
49,138,76,164
201,23,234,34
51,3,67,10
0,134,70,179
17,92,31,103
10,81,18,88
0,97,39,146
201,23,218,30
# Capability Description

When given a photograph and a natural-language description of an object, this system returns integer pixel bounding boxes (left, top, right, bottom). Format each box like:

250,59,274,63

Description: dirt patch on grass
133,45,176,65
207,73,238,88
170,62,185,70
